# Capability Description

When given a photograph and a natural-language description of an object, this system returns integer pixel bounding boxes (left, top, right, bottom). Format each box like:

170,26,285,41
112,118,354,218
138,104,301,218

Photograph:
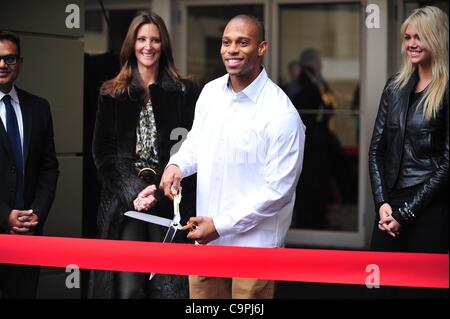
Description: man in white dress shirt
142,15,305,298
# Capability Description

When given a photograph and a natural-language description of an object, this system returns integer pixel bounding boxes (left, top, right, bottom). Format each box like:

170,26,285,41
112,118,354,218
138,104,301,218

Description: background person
290,48,347,229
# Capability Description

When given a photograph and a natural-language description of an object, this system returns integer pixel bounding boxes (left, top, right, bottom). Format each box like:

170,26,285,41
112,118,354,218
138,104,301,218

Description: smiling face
0,39,21,93
403,23,432,67
134,23,162,72
220,18,267,90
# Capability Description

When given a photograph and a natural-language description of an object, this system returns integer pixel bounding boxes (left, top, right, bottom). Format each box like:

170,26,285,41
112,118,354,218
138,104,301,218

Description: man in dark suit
0,31,59,298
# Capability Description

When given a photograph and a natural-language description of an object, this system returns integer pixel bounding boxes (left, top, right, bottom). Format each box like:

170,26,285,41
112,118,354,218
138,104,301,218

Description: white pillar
152,0,172,34
361,0,389,246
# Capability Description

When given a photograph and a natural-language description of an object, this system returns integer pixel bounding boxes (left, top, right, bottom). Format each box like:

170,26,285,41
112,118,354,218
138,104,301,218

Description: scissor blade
162,225,178,243
124,211,172,227
149,225,178,280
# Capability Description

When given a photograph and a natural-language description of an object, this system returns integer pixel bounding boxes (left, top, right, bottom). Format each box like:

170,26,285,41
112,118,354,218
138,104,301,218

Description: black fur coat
88,71,201,298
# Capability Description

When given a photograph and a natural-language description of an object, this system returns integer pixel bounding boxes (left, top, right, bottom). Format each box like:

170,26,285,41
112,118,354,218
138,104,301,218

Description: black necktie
3,95,24,208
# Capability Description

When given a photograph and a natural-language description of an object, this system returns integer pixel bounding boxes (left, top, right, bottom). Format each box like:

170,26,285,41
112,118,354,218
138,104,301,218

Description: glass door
277,3,361,233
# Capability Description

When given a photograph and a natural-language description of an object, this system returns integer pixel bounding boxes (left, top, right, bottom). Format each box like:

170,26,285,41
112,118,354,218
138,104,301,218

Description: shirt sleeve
214,111,305,237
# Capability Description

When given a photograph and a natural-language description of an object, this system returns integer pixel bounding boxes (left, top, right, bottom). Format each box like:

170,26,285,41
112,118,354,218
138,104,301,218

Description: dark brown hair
101,12,182,98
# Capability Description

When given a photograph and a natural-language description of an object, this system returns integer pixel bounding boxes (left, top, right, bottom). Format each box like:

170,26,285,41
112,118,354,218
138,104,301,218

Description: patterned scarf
135,98,159,170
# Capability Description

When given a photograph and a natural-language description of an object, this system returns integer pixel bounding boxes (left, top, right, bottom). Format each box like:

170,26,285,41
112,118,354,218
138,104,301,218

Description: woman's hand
379,214,401,237
133,185,157,211
378,203,400,237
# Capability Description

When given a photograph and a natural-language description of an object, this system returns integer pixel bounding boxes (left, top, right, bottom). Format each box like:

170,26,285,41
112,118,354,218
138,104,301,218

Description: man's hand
378,203,399,237
186,216,219,245
8,210,38,235
133,185,157,211
160,164,182,200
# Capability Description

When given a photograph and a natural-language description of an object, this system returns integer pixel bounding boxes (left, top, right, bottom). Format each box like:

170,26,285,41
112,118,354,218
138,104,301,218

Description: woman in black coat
88,12,201,299
369,6,448,254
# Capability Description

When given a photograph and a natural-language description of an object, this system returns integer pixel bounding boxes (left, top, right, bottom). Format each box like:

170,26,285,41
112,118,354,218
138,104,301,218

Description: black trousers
117,218,189,299
117,218,161,298
371,184,449,253
0,263,40,299
369,184,448,299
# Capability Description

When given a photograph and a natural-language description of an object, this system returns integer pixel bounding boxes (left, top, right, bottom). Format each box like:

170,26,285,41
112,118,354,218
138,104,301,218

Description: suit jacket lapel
16,88,33,167
0,115,14,160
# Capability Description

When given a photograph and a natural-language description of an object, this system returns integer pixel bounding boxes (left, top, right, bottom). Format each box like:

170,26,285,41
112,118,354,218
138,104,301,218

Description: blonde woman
369,6,448,253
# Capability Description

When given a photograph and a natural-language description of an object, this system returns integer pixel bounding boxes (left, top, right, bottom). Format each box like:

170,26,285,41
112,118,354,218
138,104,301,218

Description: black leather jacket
369,71,449,224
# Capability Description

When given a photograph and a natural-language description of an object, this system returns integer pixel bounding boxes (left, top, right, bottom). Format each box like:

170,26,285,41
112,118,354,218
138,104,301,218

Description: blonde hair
393,6,448,120
101,12,182,98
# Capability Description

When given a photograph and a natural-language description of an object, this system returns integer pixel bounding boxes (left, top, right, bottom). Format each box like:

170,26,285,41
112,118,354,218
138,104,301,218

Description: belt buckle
137,167,157,179
137,166,157,184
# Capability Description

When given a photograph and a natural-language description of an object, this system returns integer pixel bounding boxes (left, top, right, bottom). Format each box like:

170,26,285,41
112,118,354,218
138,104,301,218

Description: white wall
0,0,85,298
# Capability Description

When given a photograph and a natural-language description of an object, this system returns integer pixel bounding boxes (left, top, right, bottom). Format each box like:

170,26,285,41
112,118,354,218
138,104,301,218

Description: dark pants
117,218,161,298
0,263,40,299
117,218,189,299
371,185,449,253
369,184,448,299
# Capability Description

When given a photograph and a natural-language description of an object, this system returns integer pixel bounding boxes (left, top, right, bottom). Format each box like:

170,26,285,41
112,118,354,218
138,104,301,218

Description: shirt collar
222,66,269,103
0,85,19,104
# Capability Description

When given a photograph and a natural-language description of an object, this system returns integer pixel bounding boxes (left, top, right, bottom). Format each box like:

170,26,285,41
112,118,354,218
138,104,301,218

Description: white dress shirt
0,85,24,151
170,68,305,248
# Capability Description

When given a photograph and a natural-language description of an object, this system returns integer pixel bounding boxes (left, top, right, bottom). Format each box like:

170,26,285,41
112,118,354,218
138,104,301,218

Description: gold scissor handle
178,222,196,231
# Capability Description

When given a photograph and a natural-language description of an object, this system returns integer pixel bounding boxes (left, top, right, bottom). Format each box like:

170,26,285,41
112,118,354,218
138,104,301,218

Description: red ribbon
0,234,447,288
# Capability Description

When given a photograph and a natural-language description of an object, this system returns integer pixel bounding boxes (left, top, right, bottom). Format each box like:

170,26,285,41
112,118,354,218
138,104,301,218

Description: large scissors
124,188,194,280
